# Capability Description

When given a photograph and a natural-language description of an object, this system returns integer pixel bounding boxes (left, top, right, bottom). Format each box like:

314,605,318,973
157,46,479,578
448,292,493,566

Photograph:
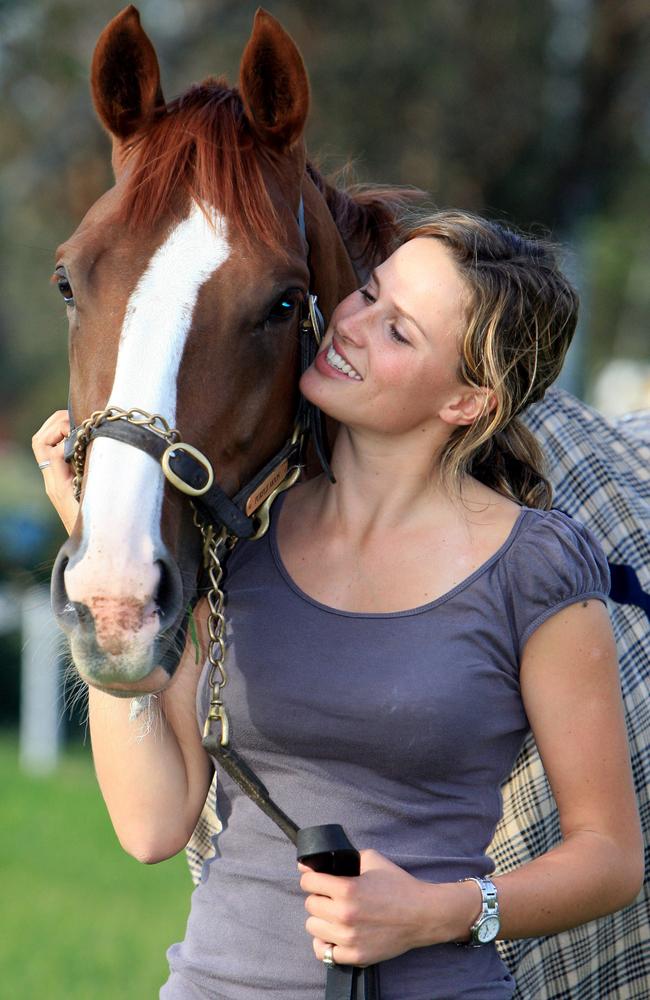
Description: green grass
0,734,192,998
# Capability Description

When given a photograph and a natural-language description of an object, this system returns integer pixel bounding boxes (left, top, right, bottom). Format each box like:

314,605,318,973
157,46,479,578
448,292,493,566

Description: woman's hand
299,849,475,966
32,409,78,534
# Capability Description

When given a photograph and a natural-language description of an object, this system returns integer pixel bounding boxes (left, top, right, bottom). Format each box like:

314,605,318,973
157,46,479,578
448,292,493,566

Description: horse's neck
305,163,404,283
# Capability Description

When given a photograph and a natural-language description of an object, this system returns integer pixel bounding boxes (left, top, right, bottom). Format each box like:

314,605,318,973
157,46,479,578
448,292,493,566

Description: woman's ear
440,387,497,427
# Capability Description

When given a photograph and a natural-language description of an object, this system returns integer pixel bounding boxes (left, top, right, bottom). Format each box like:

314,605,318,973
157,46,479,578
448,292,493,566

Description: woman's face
300,237,471,436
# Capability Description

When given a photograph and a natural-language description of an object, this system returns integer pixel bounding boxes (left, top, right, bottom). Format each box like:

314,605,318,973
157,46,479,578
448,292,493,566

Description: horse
51,7,649,998
51,4,406,698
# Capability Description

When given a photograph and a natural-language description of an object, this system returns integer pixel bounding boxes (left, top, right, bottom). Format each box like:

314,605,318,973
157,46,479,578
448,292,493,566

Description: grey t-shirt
162,502,609,1000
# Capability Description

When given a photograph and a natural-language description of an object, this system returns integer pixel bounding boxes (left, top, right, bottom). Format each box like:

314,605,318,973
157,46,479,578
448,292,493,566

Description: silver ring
322,944,336,968
38,460,51,471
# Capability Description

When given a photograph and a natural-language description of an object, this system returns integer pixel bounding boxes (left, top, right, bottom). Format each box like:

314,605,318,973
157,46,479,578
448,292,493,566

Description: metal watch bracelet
459,875,500,946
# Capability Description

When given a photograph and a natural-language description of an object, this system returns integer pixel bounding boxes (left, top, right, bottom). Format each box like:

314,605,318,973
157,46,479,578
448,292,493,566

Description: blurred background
0,0,648,995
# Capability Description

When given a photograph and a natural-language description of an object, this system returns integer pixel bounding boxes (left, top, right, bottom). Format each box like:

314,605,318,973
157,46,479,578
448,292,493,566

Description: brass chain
193,511,237,746
71,406,181,500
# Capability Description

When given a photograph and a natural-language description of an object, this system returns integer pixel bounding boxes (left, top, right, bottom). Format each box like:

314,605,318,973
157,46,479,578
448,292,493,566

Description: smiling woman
156,210,641,1000
37,207,643,999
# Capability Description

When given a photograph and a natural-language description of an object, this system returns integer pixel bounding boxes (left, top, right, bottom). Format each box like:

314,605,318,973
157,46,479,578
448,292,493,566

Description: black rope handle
297,826,381,1000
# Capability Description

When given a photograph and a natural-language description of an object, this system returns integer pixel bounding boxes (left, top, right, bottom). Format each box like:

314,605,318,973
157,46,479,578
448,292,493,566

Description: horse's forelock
116,80,293,256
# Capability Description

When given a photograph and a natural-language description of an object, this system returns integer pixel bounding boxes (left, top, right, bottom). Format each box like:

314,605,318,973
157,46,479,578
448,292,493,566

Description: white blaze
66,205,230,611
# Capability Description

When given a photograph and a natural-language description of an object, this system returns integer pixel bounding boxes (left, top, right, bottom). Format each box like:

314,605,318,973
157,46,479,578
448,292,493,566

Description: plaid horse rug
186,388,650,999
495,389,650,999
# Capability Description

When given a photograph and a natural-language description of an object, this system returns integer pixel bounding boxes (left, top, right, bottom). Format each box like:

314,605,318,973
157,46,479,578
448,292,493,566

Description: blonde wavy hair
402,210,578,509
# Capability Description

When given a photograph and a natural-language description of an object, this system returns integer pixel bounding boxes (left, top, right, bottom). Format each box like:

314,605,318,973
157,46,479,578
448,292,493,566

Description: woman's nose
336,303,366,345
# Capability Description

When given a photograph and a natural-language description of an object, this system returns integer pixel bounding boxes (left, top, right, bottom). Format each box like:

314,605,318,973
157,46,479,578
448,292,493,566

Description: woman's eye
360,285,408,344
54,267,74,306
390,325,409,346
264,291,300,325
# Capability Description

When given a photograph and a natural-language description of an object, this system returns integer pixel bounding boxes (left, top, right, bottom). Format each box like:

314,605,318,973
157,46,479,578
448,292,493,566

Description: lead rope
196,513,304,843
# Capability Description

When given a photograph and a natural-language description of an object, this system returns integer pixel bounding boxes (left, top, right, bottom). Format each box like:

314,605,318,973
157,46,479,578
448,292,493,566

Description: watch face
477,916,500,943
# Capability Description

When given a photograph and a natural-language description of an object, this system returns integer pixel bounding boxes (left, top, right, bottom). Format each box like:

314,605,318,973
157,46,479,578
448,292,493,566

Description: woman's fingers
300,850,430,967
304,892,340,921
32,409,73,478
32,409,71,459
309,931,366,969
299,870,353,898
32,409,78,534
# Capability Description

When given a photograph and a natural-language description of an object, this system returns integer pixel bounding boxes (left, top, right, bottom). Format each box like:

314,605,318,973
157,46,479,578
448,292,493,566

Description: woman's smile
315,337,363,381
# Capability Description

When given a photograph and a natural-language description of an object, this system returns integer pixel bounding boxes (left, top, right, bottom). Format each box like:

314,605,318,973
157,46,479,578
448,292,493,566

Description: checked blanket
185,388,650,1000
496,390,649,999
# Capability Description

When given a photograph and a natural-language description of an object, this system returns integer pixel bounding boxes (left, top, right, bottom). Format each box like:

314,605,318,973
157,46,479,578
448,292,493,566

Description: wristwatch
463,876,500,946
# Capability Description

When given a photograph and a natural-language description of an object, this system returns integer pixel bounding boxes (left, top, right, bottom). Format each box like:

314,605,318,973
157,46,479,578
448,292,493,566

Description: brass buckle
161,443,214,497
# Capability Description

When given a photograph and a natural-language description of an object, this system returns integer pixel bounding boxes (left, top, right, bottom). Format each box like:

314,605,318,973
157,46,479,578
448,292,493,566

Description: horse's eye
264,290,301,326
54,266,74,306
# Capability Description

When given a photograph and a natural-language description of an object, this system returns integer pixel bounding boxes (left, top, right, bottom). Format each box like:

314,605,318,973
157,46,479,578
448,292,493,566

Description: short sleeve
502,508,611,656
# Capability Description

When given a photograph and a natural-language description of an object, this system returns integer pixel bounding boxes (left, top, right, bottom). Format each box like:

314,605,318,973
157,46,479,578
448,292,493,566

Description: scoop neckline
269,491,530,619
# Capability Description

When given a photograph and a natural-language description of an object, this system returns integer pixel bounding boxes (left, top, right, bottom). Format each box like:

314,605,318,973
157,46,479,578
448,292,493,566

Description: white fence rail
19,584,62,774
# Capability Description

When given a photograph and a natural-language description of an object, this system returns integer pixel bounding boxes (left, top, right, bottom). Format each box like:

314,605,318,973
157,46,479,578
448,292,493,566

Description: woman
33,211,643,999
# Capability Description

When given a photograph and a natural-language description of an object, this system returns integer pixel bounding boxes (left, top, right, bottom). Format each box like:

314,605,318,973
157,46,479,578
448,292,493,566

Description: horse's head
51,6,358,696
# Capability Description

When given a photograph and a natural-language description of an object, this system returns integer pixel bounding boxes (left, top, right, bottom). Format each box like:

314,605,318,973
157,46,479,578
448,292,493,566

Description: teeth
326,344,362,380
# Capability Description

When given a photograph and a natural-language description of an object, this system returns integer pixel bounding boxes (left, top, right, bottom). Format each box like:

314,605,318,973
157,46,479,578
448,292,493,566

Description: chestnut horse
51,5,405,697
50,7,649,998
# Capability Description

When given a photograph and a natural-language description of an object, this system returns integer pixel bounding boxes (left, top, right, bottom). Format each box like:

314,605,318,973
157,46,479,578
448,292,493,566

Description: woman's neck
307,424,466,540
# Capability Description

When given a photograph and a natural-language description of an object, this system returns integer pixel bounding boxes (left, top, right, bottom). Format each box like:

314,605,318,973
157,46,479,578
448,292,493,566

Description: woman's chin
299,365,352,418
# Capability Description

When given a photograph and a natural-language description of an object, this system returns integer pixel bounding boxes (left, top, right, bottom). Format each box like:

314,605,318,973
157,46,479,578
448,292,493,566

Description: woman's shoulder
501,506,611,654
513,507,609,572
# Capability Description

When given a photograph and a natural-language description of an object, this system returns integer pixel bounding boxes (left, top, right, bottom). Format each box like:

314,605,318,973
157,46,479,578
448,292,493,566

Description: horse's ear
91,5,165,144
239,9,309,150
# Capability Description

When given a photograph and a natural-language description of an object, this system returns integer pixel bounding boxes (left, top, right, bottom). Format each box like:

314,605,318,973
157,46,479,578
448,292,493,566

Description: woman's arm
491,597,643,935
32,410,213,863
300,599,643,966
88,633,213,864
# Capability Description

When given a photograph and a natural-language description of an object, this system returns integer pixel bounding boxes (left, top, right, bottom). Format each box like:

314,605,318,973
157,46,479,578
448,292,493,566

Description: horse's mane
305,162,420,278
118,78,413,266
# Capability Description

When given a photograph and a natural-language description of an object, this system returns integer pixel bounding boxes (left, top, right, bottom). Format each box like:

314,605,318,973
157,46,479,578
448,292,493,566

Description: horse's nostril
76,603,93,627
155,556,183,625
51,548,78,627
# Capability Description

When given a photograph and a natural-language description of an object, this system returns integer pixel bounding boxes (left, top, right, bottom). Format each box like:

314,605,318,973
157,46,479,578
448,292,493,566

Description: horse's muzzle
51,540,187,694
